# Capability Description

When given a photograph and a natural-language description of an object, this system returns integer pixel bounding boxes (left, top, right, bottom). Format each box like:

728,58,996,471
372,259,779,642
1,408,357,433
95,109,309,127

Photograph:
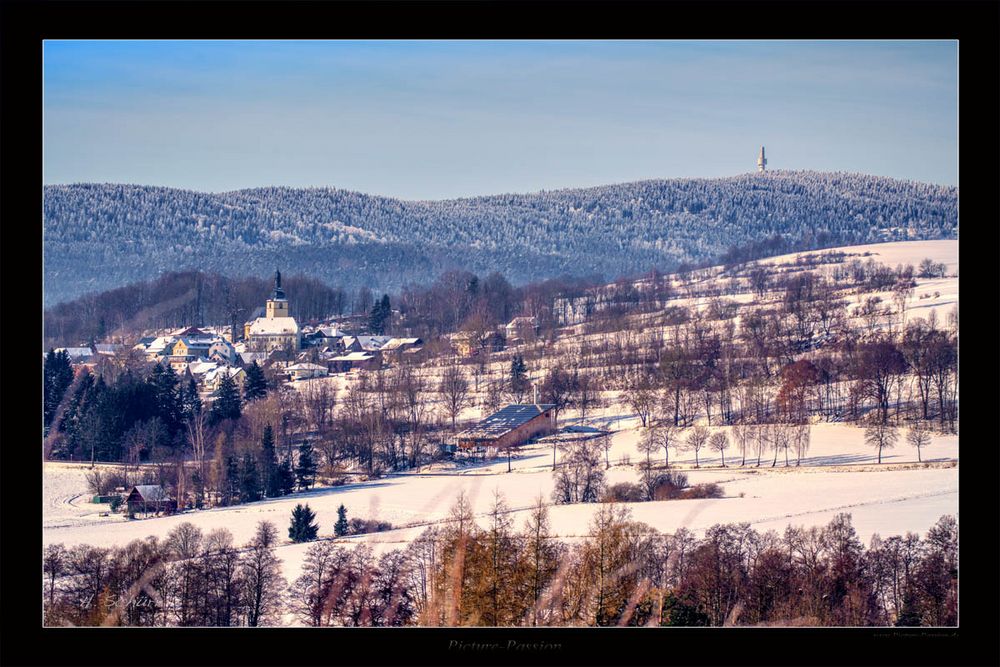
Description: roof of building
342,335,391,350
380,337,423,350
56,347,94,359
287,362,328,372
458,403,556,439
249,317,300,336
94,343,121,355
187,361,219,376
129,485,171,502
330,352,375,362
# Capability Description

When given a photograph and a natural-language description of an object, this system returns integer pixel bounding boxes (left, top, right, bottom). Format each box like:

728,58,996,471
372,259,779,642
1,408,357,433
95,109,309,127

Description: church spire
272,268,286,300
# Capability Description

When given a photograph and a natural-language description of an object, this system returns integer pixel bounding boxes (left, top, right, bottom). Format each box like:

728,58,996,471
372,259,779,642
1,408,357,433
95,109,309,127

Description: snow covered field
43,417,958,585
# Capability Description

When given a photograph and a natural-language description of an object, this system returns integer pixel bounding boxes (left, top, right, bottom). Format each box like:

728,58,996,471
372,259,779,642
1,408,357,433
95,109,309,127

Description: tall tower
757,146,767,173
265,268,289,319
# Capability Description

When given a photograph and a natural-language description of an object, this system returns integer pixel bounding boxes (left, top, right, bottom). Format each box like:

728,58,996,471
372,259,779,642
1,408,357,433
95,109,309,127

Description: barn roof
130,485,170,501
458,403,555,439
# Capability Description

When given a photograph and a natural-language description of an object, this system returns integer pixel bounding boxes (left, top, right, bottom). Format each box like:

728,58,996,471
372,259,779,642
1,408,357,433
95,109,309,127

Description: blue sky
43,40,957,199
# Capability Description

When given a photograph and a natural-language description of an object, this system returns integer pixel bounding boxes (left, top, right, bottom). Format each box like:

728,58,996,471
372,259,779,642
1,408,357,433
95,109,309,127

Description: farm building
456,403,557,451
125,485,177,516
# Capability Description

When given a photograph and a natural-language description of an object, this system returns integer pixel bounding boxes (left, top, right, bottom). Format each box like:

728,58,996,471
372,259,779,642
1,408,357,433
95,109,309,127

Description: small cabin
456,403,557,452
125,485,177,516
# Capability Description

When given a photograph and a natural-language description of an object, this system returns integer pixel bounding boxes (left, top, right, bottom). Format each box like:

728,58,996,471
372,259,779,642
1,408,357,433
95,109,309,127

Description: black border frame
3,2,998,666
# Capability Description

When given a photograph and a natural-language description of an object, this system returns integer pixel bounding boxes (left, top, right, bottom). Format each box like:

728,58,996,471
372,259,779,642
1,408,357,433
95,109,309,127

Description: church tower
265,269,289,319
757,146,767,173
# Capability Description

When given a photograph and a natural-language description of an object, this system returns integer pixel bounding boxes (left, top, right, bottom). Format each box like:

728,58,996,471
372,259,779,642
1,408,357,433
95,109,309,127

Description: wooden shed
125,485,177,516
456,403,557,451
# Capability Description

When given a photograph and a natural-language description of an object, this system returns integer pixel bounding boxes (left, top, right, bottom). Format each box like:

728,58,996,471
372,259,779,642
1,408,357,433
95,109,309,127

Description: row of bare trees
46,501,957,628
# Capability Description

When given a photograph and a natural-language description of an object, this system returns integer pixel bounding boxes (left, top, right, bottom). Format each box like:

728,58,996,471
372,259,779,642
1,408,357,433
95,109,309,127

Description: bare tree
598,431,614,470
865,421,899,464
684,425,710,468
658,423,679,469
185,409,211,506
751,424,768,467
709,431,729,467
438,364,471,433
793,424,811,466
906,424,931,463
732,423,751,467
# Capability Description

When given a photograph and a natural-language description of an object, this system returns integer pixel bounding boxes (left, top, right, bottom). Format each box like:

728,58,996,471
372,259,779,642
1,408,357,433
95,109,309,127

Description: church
244,270,301,353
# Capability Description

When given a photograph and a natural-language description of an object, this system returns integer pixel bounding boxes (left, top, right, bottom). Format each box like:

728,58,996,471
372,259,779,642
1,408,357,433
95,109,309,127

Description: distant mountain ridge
43,171,957,306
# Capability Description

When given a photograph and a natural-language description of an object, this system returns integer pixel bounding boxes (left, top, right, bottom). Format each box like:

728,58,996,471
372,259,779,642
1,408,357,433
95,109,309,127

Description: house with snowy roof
456,403,557,451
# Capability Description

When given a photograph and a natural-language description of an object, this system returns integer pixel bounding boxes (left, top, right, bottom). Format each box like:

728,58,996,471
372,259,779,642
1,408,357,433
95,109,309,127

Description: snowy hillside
43,172,956,305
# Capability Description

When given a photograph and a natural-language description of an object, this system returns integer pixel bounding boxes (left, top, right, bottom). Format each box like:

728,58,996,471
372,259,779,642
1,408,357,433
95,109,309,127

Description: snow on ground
757,239,958,275
43,418,958,586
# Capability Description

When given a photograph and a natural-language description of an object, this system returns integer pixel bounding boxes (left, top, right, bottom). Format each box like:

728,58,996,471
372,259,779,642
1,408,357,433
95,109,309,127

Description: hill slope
43,171,957,306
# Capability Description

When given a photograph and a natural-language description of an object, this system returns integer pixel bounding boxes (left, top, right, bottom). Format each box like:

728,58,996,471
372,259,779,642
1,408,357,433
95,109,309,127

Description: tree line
43,502,957,628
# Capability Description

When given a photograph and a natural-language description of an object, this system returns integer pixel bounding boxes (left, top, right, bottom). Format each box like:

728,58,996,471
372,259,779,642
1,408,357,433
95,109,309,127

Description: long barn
456,403,557,451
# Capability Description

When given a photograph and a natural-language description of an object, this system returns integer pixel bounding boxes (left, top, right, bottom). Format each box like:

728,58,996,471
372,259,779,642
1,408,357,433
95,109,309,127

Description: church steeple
266,268,289,319
272,268,286,300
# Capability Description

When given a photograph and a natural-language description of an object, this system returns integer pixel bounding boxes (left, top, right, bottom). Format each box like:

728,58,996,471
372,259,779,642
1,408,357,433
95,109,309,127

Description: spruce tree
210,372,242,425
295,441,317,490
148,362,182,435
288,503,319,543
240,452,262,503
334,504,349,536
261,424,280,497
179,377,201,421
277,457,296,496
510,354,529,401
44,349,75,428
243,361,268,402
368,294,391,335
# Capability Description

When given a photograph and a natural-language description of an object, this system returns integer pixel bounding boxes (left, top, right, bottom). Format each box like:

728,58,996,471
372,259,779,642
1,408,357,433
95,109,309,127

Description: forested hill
44,171,957,306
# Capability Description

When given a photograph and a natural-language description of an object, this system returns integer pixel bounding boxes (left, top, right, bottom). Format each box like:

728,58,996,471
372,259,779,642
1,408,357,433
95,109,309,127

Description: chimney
533,384,538,405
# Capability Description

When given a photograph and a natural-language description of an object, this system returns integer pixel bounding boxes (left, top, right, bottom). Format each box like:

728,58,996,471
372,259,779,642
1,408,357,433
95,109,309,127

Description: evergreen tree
210,373,242,425
148,362,183,437
368,294,391,335
240,452,262,503
295,441,317,490
55,370,95,457
277,456,296,496
179,377,201,421
509,355,529,402
261,424,280,497
243,361,268,402
44,349,75,428
225,455,241,506
334,504,349,537
288,503,319,543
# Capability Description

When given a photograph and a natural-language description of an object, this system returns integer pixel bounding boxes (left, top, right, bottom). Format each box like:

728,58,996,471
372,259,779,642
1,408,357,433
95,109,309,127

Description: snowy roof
459,404,555,439
507,316,538,326
330,352,375,362
287,363,328,372
248,317,300,336
318,327,348,338
204,366,245,384
56,347,94,359
129,485,170,502
171,326,208,337
380,337,422,350
187,361,218,376
146,336,178,354
240,351,269,365
94,343,121,355
342,335,391,350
